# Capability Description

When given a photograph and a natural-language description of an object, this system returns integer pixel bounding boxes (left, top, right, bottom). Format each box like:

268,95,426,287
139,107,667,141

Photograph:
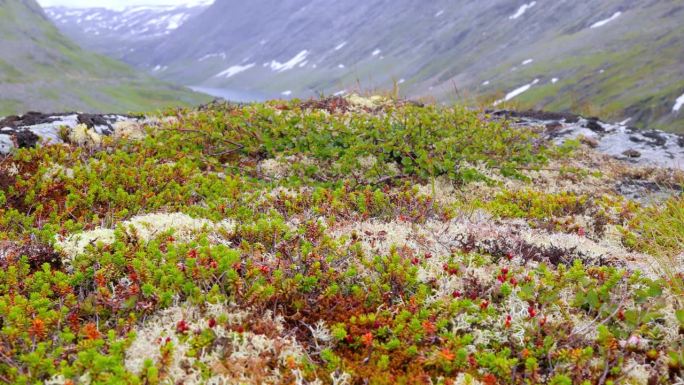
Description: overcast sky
37,0,211,9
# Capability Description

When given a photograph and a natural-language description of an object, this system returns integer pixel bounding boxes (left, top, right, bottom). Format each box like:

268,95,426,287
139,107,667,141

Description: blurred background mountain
2,0,683,132
0,0,209,115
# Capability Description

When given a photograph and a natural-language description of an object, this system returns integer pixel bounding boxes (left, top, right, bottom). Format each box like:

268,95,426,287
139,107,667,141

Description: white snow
398,78,406,84
85,12,101,21
281,90,292,96
338,64,345,69
152,65,162,71
494,79,539,106
435,10,444,17
521,59,534,65
333,90,347,96
482,80,490,86
590,12,622,29
551,78,559,84
673,93,684,112
335,42,347,51
269,50,309,72
509,2,536,20
197,52,226,62
619,118,632,125
214,63,255,78
372,49,381,56
165,13,186,30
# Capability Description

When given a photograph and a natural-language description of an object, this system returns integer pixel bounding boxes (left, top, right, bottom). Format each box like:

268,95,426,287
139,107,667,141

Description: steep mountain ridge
0,0,209,115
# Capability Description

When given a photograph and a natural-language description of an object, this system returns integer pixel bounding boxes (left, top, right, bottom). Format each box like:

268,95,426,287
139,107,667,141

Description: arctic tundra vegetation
1,0,684,384
1,94,684,384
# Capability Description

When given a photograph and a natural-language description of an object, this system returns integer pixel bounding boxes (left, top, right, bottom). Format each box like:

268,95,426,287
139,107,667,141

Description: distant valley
0,0,209,115
45,0,684,132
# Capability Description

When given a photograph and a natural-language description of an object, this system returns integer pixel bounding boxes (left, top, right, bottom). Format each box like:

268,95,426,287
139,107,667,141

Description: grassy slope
148,0,683,132
0,0,211,115
474,6,684,132
0,96,683,384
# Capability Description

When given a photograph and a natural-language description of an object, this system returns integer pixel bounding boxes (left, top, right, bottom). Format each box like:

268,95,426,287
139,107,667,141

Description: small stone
622,149,641,158
584,119,604,132
579,135,599,148
15,130,40,148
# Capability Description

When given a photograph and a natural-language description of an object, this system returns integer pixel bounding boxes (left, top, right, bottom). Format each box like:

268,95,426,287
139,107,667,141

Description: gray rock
503,112,684,170
0,134,15,155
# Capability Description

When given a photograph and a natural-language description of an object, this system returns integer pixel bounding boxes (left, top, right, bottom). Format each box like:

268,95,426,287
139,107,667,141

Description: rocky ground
1,96,683,384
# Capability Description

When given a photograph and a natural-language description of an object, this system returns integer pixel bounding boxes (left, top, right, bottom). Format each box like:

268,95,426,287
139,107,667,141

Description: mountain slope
0,0,210,115
44,3,211,63
84,0,683,132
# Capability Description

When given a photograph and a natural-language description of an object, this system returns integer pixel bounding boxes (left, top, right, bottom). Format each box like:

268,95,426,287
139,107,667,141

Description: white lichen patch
331,207,666,281
41,163,75,182
54,228,117,261
258,155,316,180
345,94,389,110
125,304,307,385
259,158,289,179
56,212,236,260
124,212,232,243
113,120,146,140
415,176,459,206
69,124,102,147
622,359,653,385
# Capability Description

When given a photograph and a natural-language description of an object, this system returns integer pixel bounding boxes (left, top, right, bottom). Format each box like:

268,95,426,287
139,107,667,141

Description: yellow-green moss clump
0,97,683,384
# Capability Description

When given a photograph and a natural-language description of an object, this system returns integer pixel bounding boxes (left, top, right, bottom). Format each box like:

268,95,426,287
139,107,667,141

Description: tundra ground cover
0,96,683,384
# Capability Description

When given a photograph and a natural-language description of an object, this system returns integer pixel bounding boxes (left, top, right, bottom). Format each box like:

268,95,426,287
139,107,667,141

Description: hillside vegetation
0,96,683,384
0,0,210,116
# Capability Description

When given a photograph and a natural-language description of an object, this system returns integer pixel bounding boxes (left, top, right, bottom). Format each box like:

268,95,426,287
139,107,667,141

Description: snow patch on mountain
335,42,347,51
372,49,381,56
522,59,533,65
46,4,209,46
674,93,684,113
590,12,622,29
435,10,444,17
215,63,255,78
269,50,309,72
509,2,536,20
165,13,186,30
198,53,227,62
494,79,540,105
551,78,559,84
